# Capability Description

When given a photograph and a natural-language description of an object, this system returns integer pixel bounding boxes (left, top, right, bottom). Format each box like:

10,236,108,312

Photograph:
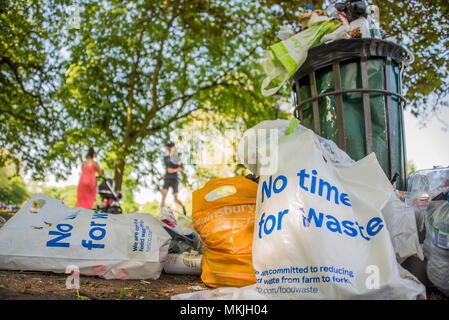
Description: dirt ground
0,270,205,300
0,212,447,301
0,211,205,300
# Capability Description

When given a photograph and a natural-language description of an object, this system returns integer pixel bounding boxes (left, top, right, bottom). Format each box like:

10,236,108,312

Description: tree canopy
1,0,447,193
0,160,29,205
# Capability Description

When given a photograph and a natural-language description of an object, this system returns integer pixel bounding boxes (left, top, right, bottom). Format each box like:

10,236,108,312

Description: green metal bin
289,38,411,190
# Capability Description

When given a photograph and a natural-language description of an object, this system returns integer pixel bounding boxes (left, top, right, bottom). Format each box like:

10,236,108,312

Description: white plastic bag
320,25,351,44
276,25,295,41
348,17,371,38
245,125,425,299
0,194,171,280
381,191,424,263
237,119,354,177
171,284,267,300
261,21,339,96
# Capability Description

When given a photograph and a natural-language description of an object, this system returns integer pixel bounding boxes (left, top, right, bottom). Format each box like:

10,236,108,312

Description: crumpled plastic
171,284,267,300
320,16,371,44
237,119,354,177
422,200,449,296
407,167,449,201
403,167,449,232
238,119,424,264
261,20,340,96
381,191,424,263
276,25,295,41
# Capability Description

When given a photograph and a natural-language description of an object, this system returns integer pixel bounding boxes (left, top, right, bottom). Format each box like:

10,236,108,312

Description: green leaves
1,0,447,193
0,161,29,205
372,0,449,115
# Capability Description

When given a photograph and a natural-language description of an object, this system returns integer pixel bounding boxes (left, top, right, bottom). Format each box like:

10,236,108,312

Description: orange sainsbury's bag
192,176,258,288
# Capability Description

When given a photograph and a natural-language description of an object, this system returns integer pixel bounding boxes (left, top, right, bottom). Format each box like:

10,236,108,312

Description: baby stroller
96,177,123,214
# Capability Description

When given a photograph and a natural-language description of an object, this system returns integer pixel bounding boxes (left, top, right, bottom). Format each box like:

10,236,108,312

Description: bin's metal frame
290,39,410,187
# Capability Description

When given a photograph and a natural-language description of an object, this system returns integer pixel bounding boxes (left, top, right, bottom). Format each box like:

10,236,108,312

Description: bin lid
289,38,411,89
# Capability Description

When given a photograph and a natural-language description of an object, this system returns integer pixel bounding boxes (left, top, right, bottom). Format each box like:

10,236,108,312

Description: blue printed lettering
302,207,324,228
342,220,357,237
273,175,287,194
46,223,73,248
263,215,276,235
262,175,288,203
46,230,71,247
82,239,105,250
261,177,272,203
366,217,384,237
258,209,289,239
89,227,106,241
326,215,342,234
299,207,384,241
81,211,108,250
318,179,339,205
297,169,352,207
93,212,108,219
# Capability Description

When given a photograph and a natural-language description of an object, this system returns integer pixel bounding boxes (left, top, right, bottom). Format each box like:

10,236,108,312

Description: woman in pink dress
76,147,102,209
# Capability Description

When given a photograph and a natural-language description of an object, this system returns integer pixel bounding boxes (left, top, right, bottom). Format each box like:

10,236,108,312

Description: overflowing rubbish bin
289,38,411,190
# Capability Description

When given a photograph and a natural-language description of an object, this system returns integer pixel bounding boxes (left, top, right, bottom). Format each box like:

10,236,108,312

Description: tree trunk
114,155,126,192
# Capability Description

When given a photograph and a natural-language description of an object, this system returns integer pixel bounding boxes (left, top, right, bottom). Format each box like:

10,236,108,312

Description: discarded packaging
163,251,202,275
238,120,426,299
192,177,258,288
335,0,368,23
349,17,370,38
320,16,370,44
423,199,449,296
237,119,354,177
366,4,381,38
0,194,171,280
171,284,266,300
276,25,295,41
381,191,424,263
261,20,339,96
405,167,449,233
407,167,449,201
158,206,203,254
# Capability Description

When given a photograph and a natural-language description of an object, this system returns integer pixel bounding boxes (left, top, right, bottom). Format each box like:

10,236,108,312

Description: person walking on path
76,147,102,209
161,142,187,215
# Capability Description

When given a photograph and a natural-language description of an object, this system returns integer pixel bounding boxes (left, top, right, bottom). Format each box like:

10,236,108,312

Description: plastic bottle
163,251,202,275
326,2,338,19
424,198,449,296
366,5,381,38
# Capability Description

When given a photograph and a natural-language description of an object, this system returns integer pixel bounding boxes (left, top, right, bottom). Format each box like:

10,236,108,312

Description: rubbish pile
0,194,171,280
172,120,448,300
158,206,204,276
0,194,205,280
172,119,428,300
262,0,405,96
192,176,258,288
0,3,443,299
402,168,449,296
2,120,445,300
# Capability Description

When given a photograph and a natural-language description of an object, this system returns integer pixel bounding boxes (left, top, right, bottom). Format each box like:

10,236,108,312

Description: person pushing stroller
161,142,187,215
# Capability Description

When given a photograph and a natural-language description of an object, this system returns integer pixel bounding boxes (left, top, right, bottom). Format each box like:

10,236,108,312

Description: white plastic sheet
240,121,426,299
381,191,424,264
0,194,171,280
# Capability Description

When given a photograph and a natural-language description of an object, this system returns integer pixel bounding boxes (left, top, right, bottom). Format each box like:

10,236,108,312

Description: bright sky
403,107,449,170
44,106,449,205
